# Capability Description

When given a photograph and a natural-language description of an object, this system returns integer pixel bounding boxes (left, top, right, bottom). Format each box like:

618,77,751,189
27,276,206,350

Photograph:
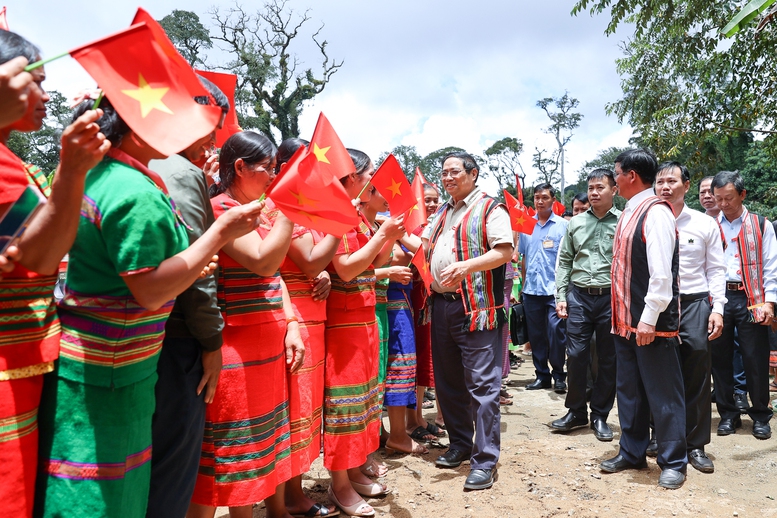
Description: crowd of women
0,29,466,518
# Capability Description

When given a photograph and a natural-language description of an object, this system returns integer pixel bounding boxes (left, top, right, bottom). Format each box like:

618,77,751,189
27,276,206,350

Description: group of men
425,147,775,493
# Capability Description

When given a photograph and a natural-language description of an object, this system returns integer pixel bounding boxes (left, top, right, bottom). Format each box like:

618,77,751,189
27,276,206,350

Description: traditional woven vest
427,193,507,332
734,211,767,320
611,197,680,340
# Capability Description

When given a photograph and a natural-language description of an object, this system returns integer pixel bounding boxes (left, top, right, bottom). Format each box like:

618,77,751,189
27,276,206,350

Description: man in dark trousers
422,151,513,491
600,148,687,489
552,169,620,441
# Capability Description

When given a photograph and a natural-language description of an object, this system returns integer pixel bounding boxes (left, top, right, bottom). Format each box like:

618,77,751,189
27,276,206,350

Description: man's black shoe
550,411,588,432
590,418,613,442
600,454,647,473
658,468,685,489
435,448,469,468
717,416,742,436
554,380,567,394
526,379,552,390
734,392,749,413
753,420,772,440
688,449,714,473
463,468,497,490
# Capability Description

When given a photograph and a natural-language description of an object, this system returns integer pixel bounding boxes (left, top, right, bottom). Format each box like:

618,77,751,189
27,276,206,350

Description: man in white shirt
599,149,687,489
709,171,777,440
654,162,726,473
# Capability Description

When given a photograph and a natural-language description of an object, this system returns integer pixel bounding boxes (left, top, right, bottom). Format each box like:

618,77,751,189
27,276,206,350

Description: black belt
680,291,709,302
573,284,610,296
434,291,462,301
726,282,744,291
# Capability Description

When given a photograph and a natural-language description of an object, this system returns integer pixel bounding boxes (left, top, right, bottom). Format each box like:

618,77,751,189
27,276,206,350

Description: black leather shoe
600,454,647,473
753,420,772,440
551,411,588,432
734,392,749,413
688,449,714,473
526,379,552,390
463,468,497,490
435,448,469,468
646,430,658,457
717,416,742,436
658,468,685,489
554,380,567,394
590,418,613,442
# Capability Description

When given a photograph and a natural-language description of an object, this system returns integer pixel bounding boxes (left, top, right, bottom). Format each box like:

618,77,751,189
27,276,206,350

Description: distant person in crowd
572,192,590,216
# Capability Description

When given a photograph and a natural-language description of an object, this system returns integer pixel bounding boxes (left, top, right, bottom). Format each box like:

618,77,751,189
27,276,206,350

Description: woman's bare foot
385,436,428,454
360,454,388,478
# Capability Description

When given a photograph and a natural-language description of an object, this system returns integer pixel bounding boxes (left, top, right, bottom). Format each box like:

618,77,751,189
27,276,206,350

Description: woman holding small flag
190,131,303,518
324,149,405,517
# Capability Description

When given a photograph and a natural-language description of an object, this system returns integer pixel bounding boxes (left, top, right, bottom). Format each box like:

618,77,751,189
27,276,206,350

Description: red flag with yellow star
410,246,433,295
265,145,360,236
370,154,416,217
309,113,355,179
70,22,222,156
195,69,242,147
552,200,566,216
504,190,535,235
404,172,427,233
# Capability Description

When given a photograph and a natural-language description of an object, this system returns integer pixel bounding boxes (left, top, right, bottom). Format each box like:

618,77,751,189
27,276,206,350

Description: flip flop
409,425,435,442
500,396,513,406
290,502,341,518
425,421,447,437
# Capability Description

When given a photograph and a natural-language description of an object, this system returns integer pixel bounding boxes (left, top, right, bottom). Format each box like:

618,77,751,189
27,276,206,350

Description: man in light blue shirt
519,183,569,392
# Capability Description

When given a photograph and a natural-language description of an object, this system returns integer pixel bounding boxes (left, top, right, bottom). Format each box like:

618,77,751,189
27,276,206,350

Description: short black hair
533,183,555,198
275,138,308,174
0,31,40,65
195,76,230,114
697,175,715,190
615,148,658,185
573,192,589,205
657,161,690,183
211,131,277,197
587,168,616,187
441,151,479,181
711,170,745,195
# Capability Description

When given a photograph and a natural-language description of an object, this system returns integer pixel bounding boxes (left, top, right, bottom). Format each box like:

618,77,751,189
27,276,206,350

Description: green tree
210,0,343,145
6,90,70,175
159,10,212,66
537,93,583,203
571,1,777,162
483,137,526,194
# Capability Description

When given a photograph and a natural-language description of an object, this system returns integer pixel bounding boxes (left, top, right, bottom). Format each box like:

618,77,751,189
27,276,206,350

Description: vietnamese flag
410,247,433,295
310,113,355,179
70,22,223,156
515,173,524,205
370,154,416,217
526,205,536,217
266,145,360,236
504,190,535,235
552,200,566,216
196,69,242,147
404,172,427,233
0,7,8,31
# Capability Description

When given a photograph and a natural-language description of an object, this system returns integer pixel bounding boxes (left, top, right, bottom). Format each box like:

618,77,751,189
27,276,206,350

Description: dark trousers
147,337,206,518
431,295,502,470
710,290,772,423
733,335,747,394
678,296,712,451
523,294,567,383
614,334,687,472
564,286,616,421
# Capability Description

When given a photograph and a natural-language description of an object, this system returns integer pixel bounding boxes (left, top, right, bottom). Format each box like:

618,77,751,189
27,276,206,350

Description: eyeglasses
440,169,466,178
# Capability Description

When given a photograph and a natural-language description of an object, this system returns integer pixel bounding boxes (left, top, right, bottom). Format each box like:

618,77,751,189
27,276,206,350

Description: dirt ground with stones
219,359,777,518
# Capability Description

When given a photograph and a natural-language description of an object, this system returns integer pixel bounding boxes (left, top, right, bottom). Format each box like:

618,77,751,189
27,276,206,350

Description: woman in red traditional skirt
190,131,303,518
324,149,406,517
267,138,342,518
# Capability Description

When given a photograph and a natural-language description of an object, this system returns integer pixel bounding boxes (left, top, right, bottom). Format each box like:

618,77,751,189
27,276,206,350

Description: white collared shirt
718,207,777,303
617,188,676,326
676,205,727,314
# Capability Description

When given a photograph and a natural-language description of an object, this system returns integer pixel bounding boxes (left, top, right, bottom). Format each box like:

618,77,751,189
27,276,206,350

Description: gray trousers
431,294,502,470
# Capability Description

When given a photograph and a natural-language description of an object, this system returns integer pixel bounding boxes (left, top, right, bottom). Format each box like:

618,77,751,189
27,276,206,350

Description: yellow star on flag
387,178,403,198
407,204,419,214
515,214,526,226
313,143,331,163
298,210,321,223
291,190,319,208
121,74,174,118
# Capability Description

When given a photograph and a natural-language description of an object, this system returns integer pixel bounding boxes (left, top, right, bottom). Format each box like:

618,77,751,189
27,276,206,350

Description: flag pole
91,91,104,110
355,180,371,201
24,50,70,71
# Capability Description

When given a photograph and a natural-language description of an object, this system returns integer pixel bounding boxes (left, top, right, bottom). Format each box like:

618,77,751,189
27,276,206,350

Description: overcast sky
8,0,633,192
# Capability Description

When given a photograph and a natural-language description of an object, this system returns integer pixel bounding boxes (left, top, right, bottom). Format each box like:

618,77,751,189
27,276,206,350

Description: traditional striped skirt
376,302,388,403
323,306,381,471
192,319,291,507
35,370,157,518
0,376,43,518
411,280,434,388
288,320,325,478
385,284,417,407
